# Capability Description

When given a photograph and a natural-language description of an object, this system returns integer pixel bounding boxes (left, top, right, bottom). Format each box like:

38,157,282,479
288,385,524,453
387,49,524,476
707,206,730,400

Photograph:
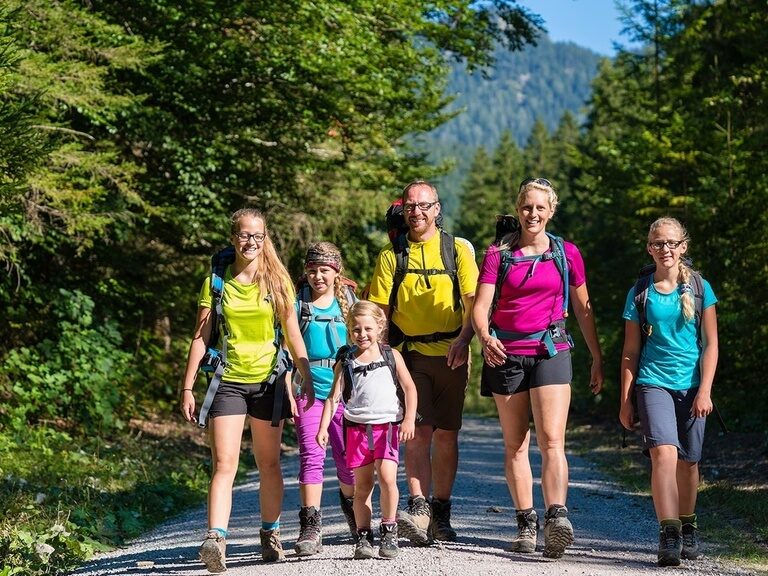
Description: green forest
1,1,767,573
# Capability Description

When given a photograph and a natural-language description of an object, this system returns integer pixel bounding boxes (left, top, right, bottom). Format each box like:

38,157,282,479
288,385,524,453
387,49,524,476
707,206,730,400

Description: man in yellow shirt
368,180,478,545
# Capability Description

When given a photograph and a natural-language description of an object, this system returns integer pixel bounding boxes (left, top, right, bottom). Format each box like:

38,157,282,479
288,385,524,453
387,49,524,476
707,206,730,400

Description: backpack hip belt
491,320,572,358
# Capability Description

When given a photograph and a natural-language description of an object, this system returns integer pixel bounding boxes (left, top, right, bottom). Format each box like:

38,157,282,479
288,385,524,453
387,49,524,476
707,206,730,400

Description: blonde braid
679,261,695,322
334,276,351,321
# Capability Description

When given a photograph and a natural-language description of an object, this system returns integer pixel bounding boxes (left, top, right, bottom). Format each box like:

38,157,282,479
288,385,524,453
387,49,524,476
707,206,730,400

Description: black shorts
208,375,291,422
480,350,572,396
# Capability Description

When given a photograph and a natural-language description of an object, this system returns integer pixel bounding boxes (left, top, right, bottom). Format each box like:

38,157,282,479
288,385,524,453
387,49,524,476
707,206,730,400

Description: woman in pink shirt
472,178,603,559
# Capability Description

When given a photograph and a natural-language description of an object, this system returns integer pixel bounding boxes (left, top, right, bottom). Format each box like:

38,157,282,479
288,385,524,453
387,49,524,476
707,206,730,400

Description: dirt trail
72,417,755,576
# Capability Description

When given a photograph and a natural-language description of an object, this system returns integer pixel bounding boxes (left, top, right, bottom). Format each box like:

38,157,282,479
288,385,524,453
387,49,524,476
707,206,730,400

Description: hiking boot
353,528,375,559
508,509,538,553
658,523,682,567
543,505,574,559
379,523,399,559
339,489,357,536
259,528,285,562
199,530,226,573
396,495,431,546
681,521,699,560
429,498,457,542
295,506,322,556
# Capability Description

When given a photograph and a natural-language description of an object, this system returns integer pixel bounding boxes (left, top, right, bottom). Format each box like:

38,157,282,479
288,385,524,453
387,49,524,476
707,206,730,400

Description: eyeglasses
403,200,439,213
649,240,683,251
235,232,266,243
519,177,553,192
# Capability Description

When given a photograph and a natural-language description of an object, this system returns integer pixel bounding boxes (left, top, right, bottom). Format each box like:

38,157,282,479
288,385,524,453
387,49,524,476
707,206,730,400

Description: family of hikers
180,178,718,572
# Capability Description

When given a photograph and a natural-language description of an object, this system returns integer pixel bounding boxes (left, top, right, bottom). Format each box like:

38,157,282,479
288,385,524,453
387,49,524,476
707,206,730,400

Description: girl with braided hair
620,217,719,567
292,241,358,556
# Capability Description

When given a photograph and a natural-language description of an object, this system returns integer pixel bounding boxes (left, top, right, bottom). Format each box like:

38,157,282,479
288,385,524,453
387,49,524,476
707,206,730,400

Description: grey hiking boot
259,528,285,562
543,505,574,558
199,530,226,573
339,490,357,536
681,521,700,560
379,522,399,559
429,498,457,541
295,506,322,556
658,523,682,566
509,509,538,553
353,528,375,559
396,495,431,546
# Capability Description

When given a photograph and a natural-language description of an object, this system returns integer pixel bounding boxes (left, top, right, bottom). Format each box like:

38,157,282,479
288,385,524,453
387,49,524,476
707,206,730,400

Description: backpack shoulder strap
440,230,461,311
491,248,513,317
689,270,705,342
296,281,314,334
336,345,355,404
546,233,569,315
209,246,236,348
634,271,654,346
379,343,404,418
389,234,410,310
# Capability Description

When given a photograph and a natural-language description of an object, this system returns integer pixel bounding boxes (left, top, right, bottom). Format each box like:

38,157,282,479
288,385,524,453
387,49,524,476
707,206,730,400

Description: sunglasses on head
519,177,553,192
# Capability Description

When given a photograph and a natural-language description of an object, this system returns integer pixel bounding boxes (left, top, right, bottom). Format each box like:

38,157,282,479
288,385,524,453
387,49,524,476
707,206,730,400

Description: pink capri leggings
294,395,354,486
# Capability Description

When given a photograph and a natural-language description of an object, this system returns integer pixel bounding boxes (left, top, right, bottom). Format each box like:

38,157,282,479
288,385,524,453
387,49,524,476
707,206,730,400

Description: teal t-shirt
295,298,348,401
622,278,717,390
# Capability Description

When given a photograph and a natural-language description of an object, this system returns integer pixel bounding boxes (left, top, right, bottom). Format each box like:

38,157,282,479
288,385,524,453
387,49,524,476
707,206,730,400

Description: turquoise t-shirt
622,278,717,390
295,299,348,401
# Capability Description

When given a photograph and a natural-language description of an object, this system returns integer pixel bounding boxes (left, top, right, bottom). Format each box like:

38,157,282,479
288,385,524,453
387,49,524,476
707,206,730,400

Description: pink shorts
345,422,400,469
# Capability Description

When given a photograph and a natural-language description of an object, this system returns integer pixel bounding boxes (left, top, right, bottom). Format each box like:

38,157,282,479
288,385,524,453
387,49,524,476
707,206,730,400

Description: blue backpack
197,246,291,428
489,215,572,357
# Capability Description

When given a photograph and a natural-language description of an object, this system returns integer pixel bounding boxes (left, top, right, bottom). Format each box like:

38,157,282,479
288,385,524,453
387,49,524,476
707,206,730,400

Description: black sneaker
353,529,375,559
658,524,682,567
199,530,226,573
542,505,574,559
396,495,431,546
429,498,457,542
681,522,699,560
379,523,399,559
509,509,538,553
295,506,322,556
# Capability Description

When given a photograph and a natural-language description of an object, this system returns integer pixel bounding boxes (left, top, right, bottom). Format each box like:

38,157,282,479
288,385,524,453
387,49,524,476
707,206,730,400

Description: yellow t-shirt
198,271,294,383
368,231,478,356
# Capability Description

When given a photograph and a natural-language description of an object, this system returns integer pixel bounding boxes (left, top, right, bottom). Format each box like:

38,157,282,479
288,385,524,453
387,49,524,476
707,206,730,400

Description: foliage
0,424,210,575
1,289,131,431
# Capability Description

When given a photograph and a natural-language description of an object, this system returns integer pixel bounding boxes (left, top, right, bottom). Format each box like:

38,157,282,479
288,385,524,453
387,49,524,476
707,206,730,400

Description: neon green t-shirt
368,231,478,356
198,270,294,383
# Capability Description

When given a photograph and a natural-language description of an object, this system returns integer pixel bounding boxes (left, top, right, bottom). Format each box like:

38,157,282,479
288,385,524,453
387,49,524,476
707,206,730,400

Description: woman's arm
471,282,507,367
282,305,314,407
619,319,641,429
570,282,604,394
693,305,718,417
180,305,213,422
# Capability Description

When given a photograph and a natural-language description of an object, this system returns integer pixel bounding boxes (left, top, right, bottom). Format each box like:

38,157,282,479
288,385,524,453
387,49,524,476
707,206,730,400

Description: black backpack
385,199,463,347
336,343,404,423
633,259,704,347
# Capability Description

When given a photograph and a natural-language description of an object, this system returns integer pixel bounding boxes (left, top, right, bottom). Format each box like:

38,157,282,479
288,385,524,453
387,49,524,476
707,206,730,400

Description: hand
619,400,635,430
287,392,298,419
447,337,470,369
480,335,507,367
399,419,415,443
180,389,196,423
316,430,329,448
691,391,713,418
589,358,604,395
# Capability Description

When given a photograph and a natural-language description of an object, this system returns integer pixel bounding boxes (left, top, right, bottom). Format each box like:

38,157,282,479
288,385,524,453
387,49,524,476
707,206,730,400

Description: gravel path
72,417,756,576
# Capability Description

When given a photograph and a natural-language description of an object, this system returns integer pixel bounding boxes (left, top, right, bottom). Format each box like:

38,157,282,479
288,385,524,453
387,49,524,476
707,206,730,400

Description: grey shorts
402,351,468,431
208,376,291,422
636,385,706,462
480,350,572,397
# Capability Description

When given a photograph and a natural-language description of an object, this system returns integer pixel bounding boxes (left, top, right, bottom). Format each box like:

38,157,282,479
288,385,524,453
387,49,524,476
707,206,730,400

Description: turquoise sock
210,527,228,538
262,520,280,531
